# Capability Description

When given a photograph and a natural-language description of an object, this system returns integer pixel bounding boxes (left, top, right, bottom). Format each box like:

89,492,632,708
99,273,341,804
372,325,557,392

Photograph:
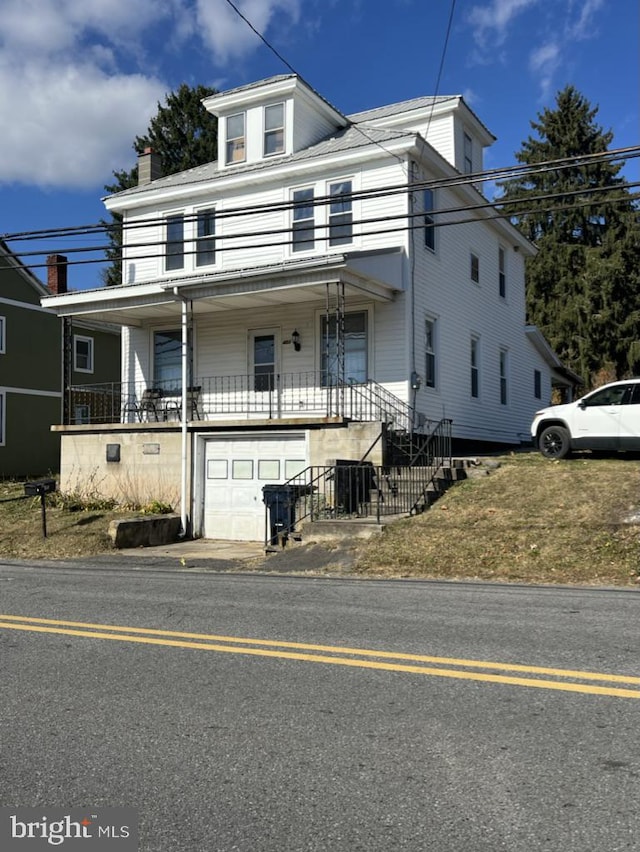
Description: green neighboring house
0,243,120,478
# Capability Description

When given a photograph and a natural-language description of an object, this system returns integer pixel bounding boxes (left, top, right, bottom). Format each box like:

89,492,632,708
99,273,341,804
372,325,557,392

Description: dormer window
226,113,246,164
264,103,285,156
464,132,473,174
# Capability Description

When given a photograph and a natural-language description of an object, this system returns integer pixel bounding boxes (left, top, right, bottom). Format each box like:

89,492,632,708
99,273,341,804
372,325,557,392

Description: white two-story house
43,75,576,541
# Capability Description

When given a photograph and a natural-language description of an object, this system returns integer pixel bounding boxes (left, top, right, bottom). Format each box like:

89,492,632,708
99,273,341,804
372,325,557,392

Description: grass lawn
353,452,640,586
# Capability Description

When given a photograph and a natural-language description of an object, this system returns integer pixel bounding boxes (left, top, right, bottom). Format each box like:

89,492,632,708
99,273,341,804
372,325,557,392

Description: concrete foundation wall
309,422,384,467
59,430,184,508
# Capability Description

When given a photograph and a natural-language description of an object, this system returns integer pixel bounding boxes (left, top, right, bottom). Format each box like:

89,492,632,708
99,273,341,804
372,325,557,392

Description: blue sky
0,0,637,290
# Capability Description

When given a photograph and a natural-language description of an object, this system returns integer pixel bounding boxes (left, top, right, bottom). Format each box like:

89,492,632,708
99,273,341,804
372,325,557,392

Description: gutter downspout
173,287,189,538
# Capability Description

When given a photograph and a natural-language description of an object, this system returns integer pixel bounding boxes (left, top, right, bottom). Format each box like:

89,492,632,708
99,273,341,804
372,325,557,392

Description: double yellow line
1,613,638,699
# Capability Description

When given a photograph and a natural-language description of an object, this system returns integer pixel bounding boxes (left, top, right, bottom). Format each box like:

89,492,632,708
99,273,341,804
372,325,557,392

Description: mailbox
24,478,57,497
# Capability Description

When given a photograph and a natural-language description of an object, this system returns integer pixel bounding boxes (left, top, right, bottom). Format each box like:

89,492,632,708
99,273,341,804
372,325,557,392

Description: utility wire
3,145,638,244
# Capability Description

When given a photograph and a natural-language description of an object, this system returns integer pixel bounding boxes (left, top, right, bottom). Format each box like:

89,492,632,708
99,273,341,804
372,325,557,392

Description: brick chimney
138,147,162,185
47,254,68,294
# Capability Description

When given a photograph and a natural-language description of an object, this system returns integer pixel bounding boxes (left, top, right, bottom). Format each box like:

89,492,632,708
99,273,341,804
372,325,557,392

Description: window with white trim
534,369,542,400
498,246,506,298
264,103,285,156
292,187,315,252
464,132,473,174
470,252,480,284
0,316,5,353
424,189,435,252
321,310,367,386
74,335,94,373
226,113,246,164
196,208,216,267
165,214,184,271
500,348,508,405
425,318,436,388
471,336,480,398
328,180,353,246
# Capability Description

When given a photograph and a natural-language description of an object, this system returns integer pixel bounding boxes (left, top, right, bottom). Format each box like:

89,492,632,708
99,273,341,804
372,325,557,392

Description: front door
250,328,280,416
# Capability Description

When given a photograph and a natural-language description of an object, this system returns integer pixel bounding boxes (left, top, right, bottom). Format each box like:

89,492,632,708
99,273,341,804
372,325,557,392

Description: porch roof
41,250,403,327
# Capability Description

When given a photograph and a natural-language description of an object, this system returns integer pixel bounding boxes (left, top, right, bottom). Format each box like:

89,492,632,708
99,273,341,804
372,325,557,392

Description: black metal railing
66,372,415,428
263,418,452,546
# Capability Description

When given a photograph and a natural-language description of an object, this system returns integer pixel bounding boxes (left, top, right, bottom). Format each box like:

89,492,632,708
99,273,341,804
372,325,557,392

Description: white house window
499,246,506,298
74,335,94,373
321,311,367,386
424,189,435,252
471,336,480,398
0,316,5,353
264,103,285,156
226,113,246,164
328,180,353,246
196,208,216,267
500,349,508,405
292,187,315,252
0,392,4,446
470,252,480,284
154,330,182,392
534,369,542,400
425,318,436,388
464,132,473,174
165,215,184,271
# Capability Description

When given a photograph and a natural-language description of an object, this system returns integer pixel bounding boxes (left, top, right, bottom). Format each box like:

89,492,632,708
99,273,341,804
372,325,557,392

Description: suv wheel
539,425,571,459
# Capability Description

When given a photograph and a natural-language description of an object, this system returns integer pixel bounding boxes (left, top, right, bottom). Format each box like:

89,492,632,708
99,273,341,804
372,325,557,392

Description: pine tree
497,86,640,385
101,83,219,286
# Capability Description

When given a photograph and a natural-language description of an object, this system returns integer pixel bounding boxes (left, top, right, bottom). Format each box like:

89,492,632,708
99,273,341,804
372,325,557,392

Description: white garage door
203,434,307,541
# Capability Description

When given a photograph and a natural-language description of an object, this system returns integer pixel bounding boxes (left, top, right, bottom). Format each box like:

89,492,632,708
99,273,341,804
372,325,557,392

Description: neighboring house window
196,208,216,267
74,335,94,373
464,132,473,174
470,252,480,284
166,215,184,271
470,337,480,398
0,392,4,446
424,189,435,252
500,349,508,405
154,330,182,392
292,187,315,252
534,369,542,400
226,113,246,164
0,316,5,353
498,246,506,298
264,103,285,156
321,311,367,385
74,404,90,425
425,318,436,388
328,180,353,246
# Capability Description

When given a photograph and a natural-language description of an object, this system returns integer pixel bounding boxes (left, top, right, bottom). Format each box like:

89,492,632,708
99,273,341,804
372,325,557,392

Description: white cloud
195,0,301,63
467,0,540,50
529,41,561,101
0,0,307,188
567,0,605,39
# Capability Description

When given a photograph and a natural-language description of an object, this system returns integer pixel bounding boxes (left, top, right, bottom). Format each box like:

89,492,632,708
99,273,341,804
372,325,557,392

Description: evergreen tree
497,86,640,385
101,83,218,286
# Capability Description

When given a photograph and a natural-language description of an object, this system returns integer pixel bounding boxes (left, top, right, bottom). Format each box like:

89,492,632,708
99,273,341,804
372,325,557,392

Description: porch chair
139,388,163,421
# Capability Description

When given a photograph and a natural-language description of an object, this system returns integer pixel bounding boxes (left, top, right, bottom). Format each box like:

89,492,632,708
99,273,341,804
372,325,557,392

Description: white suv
531,379,640,459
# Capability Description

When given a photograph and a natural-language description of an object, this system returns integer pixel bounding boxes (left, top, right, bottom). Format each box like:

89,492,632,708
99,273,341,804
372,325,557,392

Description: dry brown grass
354,452,640,586
0,481,143,560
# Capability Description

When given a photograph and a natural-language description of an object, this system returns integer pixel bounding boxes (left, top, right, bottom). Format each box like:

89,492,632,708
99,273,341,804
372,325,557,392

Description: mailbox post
24,479,57,538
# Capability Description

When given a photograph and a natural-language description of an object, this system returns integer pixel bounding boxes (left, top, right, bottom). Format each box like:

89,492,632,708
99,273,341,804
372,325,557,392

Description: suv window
582,384,634,407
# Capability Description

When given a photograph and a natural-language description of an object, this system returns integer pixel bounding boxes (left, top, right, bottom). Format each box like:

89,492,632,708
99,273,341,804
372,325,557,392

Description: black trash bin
262,484,297,546
334,461,375,515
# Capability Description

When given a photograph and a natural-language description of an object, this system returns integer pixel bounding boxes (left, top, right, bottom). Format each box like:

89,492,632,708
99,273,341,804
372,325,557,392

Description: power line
3,145,638,245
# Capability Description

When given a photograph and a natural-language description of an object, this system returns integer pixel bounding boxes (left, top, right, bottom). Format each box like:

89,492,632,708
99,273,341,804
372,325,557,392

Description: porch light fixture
291,329,301,351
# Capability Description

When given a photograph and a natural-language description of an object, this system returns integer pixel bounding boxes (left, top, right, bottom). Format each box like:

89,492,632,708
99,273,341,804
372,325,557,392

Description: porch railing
66,372,415,428
264,418,452,546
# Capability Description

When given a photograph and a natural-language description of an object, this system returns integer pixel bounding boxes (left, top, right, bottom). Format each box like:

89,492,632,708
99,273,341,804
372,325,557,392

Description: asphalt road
1,559,639,851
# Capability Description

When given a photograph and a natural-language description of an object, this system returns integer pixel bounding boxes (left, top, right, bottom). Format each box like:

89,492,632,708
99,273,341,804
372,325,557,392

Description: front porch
67,372,417,431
